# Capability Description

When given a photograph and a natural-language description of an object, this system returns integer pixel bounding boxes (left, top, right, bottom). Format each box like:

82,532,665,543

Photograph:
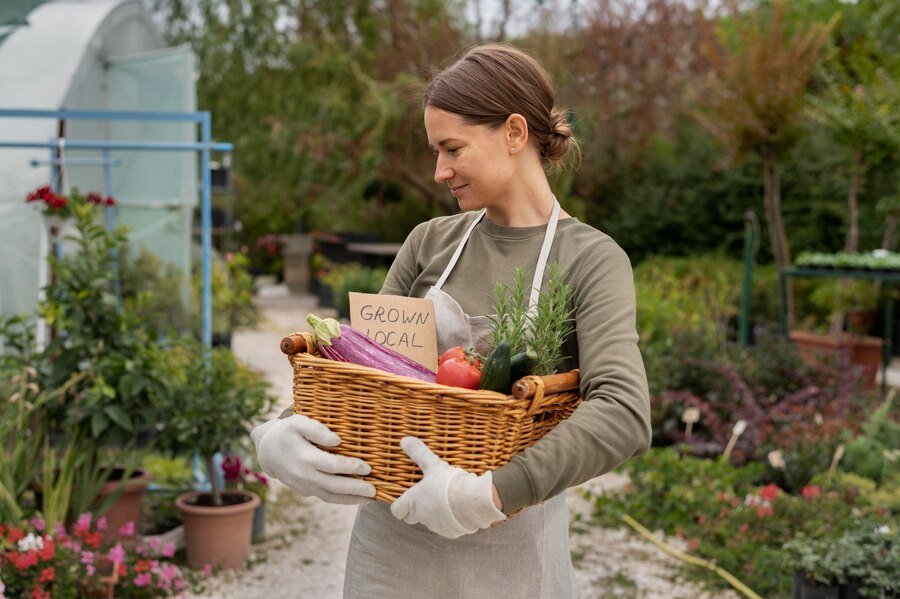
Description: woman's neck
485,182,569,227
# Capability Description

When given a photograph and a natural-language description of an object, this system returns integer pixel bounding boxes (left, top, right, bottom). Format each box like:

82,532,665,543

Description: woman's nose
434,157,452,184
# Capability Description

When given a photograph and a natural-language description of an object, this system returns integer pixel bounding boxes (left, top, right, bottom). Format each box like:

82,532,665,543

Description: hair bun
543,108,574,163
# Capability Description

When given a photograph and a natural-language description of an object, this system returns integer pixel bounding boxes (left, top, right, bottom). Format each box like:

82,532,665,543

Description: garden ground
185,283,740,599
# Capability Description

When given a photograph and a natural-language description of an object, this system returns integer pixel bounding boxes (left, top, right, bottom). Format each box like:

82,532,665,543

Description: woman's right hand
252,414,376,505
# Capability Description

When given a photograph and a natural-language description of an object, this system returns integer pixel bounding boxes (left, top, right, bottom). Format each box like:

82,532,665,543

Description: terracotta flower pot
789,330,883,390
176,489,260,569
94,467,153,544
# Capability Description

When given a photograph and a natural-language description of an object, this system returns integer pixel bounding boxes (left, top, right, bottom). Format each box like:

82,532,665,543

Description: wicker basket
280,332,582,503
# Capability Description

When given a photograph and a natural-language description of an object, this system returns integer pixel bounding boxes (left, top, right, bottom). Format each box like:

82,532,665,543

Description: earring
511,147,517,152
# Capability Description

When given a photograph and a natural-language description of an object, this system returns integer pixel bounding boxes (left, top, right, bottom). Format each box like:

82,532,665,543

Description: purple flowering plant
221,455,269,502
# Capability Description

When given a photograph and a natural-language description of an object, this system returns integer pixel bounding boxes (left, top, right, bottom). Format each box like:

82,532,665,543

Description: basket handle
280,333,313,355
513,370,580,415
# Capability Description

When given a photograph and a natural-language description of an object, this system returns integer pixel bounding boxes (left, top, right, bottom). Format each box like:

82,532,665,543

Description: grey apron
343,201,575,599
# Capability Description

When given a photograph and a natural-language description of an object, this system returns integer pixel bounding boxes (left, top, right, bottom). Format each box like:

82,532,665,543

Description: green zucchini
478,340,512,393
510,349,538,382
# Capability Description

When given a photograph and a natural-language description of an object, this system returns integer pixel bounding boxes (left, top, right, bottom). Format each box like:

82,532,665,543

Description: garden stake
682,407,700,440
620,513,762,599
722,420,747,460
827,444,846,481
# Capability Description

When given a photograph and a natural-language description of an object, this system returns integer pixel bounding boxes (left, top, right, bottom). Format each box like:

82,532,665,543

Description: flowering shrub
26,185,116,219
591,447,888,597
0,514,192,598
222,455,269,502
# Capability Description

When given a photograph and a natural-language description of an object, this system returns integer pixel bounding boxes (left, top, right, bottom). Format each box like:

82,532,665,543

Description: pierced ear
505,114,528,151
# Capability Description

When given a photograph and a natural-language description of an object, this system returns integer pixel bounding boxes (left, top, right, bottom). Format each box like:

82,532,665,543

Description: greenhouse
0,0,197,325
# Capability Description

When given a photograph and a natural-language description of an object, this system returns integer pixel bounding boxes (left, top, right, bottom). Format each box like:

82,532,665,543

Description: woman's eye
447,148,459,155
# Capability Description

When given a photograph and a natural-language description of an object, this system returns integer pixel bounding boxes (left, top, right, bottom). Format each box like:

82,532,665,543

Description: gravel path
188,285,740,599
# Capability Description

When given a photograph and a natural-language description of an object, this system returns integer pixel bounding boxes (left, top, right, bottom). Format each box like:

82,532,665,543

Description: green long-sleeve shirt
380,212,651,513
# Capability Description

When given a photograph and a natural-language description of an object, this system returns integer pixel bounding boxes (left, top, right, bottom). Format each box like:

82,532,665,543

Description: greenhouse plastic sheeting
68,45,198,304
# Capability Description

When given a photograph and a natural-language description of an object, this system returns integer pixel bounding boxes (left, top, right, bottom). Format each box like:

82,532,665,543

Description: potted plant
159,342,273,568
221,455,269,543
27,201,173,538
786,523,898,599
791,278,883,390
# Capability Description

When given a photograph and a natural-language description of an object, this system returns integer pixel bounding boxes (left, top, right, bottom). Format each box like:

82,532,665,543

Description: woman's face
424,106,516,212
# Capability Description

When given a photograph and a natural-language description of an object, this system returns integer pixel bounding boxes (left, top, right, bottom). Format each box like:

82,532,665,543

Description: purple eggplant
307,314,436,382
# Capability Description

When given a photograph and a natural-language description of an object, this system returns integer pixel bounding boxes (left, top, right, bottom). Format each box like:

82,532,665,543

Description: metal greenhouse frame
0,107,233,348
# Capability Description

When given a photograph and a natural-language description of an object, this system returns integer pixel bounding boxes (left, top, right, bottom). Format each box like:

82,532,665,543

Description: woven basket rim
289,351,546,408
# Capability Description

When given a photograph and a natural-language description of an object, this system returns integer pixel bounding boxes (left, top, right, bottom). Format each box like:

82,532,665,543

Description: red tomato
436,357,482,389
439,346,467,367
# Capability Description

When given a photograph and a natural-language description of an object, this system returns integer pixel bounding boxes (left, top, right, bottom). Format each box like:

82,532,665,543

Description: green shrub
323,262,389,319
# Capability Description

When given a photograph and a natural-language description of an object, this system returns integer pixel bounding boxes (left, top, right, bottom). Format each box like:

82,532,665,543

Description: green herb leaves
486,262,575,375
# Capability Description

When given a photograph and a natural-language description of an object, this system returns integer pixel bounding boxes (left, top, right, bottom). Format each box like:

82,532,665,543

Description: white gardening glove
390,437,506,538
251,414,376,505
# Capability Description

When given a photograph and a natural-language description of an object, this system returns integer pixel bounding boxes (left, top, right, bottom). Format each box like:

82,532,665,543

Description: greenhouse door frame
0,108,233,349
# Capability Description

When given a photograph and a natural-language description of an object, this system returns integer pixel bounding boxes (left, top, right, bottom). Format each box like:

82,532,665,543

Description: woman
252,43,651,598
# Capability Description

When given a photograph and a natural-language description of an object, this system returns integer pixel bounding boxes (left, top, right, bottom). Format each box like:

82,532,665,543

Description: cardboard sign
349,292,438,371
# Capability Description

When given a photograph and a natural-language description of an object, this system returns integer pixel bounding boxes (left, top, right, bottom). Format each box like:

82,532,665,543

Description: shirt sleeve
380,222,427,296
491,240,652,513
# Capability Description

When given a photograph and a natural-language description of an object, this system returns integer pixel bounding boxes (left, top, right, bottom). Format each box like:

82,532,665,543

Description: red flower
83,531,102,549
31,586,51,599
135,558,151,573
222,455,243,482
86,192,103,205
801,485,821,500
38,539,55,562
739,523,750,533
687,538,700,551
8,527,24,544
759,484,779,502
756,505,773,518
15,551,39,569
105,196,116,207
118,562,128,577
39,566,55,583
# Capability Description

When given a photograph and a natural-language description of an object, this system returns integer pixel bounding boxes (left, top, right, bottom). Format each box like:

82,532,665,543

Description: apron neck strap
527,198,561,311
434,209,486,290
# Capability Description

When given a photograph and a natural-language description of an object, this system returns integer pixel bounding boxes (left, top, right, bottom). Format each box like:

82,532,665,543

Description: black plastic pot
793,571,839,599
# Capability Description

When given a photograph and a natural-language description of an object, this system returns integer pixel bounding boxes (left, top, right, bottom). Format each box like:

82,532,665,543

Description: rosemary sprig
486,266,531,355
485,262,575,375
528,262,575,375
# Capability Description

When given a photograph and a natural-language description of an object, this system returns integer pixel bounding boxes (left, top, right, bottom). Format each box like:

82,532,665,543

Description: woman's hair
423,43,580,172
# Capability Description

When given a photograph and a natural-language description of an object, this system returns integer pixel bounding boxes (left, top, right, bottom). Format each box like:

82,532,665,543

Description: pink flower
108,543,125,564
148,537,160,553
96,517,107,531
161,542,175,558
801,485,821,500
29,517,45,533
201,564,213,576
53,522,67,539
759,484,779,502
134,573,152,587
74,513,92,535
118,521,135,537
81,550,94,565
86,564,96,577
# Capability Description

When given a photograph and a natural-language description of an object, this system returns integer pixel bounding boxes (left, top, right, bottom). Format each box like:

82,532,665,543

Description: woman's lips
450,184,467,196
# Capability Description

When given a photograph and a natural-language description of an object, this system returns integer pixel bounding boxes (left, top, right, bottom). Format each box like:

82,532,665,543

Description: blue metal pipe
30,157,123,167
200,113,213,350
0,108,207,123
0,140,232,152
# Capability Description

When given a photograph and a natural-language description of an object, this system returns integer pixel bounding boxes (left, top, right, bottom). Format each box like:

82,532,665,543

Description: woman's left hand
391,437,506,538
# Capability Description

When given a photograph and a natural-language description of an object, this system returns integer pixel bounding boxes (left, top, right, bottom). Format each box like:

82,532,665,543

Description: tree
693,0,835,326
808,49,899,254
